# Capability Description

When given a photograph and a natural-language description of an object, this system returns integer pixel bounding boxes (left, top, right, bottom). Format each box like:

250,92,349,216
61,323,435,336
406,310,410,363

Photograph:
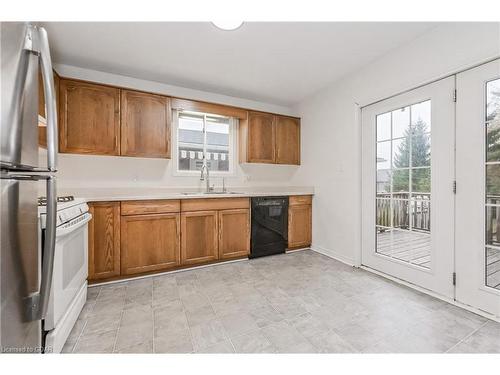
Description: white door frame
361,76,456,299
455,58,500,318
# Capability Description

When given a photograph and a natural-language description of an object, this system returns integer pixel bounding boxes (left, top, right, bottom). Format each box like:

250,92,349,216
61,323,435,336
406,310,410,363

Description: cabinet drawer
121,200,180,215
181,198,249,212
289,195,312,206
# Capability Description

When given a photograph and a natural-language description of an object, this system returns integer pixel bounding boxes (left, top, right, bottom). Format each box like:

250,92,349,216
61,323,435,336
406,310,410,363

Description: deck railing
376,193,431,232
487,197,500,247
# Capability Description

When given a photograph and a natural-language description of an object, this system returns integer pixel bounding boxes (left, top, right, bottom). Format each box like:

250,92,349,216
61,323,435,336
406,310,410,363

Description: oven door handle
56,212,92,237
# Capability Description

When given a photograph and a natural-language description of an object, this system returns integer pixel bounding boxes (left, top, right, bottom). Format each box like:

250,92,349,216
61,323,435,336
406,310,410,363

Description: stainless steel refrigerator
1,22,58,353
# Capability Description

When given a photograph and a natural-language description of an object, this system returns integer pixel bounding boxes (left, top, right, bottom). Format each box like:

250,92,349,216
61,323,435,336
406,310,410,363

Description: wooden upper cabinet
246,111,276,163
276,116,300,165
121,90,171,158
218,209,250,260
59,79,120,155
120,213,180,275
240,111,301,165
181,211,218,266
88,202,121,280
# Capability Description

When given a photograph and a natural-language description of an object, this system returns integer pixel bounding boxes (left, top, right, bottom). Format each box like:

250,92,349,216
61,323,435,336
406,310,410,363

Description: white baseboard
313,246,499,323
89,258,248,287
360,265,500,323
286,247,309,253
311,244,356,267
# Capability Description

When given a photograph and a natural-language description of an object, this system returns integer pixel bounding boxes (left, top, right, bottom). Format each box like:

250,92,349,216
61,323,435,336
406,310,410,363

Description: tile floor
62,250,500,353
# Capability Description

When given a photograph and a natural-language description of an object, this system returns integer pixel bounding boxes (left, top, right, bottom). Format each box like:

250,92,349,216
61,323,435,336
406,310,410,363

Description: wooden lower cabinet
181,210,219,266
88,202,121,280
288,204,312,249
121,213,180,275
218,209,250,259
87,196,310,282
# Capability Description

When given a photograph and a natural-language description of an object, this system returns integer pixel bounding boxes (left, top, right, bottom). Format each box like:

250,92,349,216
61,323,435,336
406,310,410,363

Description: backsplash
41,149,302,189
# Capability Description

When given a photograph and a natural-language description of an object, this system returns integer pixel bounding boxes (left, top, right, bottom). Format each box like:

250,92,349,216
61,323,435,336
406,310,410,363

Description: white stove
38,196,89,228
38,196,91,353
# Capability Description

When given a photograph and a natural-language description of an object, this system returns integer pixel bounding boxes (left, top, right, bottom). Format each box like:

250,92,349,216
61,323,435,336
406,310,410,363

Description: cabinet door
88,202,121,280
121,90,171,158
288,205,312,249
121,213,180,275
276,116,300,165
181,211,218,265
218,209,250,260
59,79,120,155
247,111,276,163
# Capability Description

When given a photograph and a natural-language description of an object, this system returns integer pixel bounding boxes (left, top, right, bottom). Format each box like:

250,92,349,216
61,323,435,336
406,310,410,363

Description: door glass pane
412,168,431,193
377,170,391,194
485,78,500,290
486,119,500,162
392,106,410,139
486,79,500,122
411,134,431,167
376,199,391,228
411,101,431,133
377,112,391,141
377,140,391,171
486,164,500,197
392,169,409,194
376,100,432,269
486,247,500,289
392,138,409,168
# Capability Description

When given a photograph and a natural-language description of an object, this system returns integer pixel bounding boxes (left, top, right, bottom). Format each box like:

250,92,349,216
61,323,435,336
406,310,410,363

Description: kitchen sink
180,191,241,196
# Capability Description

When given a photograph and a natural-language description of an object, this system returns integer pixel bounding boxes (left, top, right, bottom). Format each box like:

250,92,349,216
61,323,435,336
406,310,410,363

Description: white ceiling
42,22,438,106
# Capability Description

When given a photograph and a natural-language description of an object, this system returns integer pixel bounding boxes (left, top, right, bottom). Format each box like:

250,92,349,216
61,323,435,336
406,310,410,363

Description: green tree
392,119,431,193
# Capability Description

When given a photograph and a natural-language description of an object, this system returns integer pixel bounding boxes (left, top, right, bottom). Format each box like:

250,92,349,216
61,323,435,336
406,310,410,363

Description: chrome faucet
200,163,213,193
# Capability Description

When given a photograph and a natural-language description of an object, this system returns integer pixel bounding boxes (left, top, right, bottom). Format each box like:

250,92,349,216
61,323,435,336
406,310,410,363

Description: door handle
37,26,58,172
37,176,57,320
2,174,57,320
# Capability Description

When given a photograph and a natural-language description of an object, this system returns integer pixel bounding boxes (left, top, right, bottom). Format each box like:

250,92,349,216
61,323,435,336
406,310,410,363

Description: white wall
49,64,301,189
293,22,500,265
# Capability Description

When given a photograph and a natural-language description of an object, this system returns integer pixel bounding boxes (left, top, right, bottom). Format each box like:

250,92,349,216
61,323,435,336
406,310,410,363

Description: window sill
172,170,236,178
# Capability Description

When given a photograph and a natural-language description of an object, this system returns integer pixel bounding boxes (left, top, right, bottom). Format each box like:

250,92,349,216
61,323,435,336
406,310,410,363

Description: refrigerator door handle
1,174,57,320
37,26,58,172
37,175,57,320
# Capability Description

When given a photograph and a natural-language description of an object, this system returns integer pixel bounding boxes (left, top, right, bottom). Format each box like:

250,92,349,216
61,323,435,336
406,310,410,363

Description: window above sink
173,110,237,177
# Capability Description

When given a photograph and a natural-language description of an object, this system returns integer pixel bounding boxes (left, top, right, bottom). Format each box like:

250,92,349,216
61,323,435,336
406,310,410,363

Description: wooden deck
486,247,500,289
377,230,500,290
377,230,431,268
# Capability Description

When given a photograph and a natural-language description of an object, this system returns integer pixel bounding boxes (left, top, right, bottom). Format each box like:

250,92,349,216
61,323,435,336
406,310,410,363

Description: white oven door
45,212,91,330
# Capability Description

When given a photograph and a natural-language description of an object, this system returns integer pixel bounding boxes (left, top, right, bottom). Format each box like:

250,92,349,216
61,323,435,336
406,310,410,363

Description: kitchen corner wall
47,64,301,190
292,22,500,265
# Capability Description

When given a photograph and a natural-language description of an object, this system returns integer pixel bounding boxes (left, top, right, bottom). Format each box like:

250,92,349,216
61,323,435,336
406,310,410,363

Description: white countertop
56,186,315,202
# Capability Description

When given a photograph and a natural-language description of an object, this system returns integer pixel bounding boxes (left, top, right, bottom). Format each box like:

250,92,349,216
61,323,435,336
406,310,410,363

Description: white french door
361,77,456,299
456,59,500,318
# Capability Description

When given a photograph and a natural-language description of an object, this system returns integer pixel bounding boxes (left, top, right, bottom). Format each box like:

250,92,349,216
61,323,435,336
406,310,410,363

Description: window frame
172,109,237,177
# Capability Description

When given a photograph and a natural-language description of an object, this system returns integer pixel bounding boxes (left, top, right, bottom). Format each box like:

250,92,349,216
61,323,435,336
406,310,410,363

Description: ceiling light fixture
211,21,244,31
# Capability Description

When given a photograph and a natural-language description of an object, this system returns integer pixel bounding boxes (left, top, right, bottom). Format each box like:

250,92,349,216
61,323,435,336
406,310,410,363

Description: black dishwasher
250,197,288,258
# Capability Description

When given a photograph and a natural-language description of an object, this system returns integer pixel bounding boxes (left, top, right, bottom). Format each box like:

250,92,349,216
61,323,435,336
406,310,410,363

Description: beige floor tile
73,330,117,353
196,340,235,353
189,319,228,351
231,329,277,353
154,328,193,353
65,251,500,354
